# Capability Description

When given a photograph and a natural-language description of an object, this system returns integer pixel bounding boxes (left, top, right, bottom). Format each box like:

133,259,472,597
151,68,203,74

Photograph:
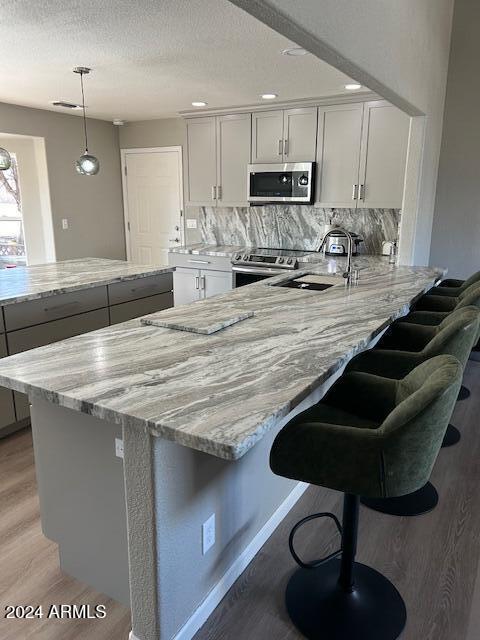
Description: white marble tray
141,305,254,335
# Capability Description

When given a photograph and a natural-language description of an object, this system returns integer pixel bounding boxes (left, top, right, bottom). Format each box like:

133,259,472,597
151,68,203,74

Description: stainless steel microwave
247,162,315,204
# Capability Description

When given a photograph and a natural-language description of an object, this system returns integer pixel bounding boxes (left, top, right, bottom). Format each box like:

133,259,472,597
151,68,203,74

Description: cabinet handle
195,276,200,290
211,185,217,200
352,184,359,200
359,184,365,200
217,185,222,200
278,139,283,156
284,139,289,156
188,259,211,264
200,275,206,290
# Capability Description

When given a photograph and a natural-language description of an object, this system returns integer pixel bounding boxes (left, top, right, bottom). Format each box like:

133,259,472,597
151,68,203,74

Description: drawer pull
187,259,211,265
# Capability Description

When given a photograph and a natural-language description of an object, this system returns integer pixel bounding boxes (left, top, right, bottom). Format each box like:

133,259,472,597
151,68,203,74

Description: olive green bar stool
413,281,480,402
270,355,462,640
345,306,479,514
430,270,480,297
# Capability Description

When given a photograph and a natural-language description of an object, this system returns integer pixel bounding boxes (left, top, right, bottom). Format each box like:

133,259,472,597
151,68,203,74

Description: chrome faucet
318,227,356,282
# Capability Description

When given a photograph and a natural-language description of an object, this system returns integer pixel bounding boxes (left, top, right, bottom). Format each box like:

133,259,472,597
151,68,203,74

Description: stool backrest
423,306,479,367
461,270,480,291
457,281,480,309
380,355,462,496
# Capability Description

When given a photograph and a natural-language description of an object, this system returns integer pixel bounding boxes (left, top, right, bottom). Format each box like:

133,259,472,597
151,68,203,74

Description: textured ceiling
0,0,355,121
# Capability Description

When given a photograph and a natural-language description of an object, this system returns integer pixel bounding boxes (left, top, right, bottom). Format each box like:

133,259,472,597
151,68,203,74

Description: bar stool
430,270,480,297
345,306,479,514
270,355,462,640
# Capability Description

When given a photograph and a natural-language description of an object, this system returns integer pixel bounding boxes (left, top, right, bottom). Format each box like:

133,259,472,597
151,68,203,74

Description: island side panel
30,399,130,606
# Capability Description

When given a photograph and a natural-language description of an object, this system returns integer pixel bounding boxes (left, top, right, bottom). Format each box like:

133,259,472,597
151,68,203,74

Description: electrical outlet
115,438,124,459
62,218,69,230
202,513,215,555
186,218,197,229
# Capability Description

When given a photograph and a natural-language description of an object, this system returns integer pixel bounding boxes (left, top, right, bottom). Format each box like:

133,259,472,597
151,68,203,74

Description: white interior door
123,148,183,265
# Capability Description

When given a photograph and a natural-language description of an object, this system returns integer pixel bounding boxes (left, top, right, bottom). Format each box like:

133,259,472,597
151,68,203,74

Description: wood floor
1,361,480,640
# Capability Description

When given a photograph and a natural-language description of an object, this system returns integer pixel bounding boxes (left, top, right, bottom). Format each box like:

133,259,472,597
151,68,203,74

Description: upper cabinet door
216,113,251,207
315,103,364,207
283,107,317,162
186,117,217,206
251,110,284,163
358,101,410,208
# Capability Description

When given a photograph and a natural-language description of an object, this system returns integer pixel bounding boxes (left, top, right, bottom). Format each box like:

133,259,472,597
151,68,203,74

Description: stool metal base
458,385,471,401
286,559,406,640
361,481,438,516
442,424,461,448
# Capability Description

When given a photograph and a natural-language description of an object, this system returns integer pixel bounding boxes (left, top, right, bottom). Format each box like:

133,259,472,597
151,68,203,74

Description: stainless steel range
231,248,311,287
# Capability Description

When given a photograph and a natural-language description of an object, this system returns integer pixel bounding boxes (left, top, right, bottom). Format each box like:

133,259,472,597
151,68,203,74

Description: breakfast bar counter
0,256,443,640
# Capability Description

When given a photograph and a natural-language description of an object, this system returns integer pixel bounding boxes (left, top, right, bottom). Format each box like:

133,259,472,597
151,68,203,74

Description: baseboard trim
171,481,308,640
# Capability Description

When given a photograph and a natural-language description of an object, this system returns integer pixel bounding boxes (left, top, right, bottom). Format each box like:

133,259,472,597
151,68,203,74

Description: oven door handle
231,265,283,276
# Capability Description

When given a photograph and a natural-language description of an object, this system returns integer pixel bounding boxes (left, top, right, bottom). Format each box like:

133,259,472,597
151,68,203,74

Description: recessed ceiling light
282,47,308,56
345,83,362,91
192,101,207,107
261,93,278,100
52,100,82,109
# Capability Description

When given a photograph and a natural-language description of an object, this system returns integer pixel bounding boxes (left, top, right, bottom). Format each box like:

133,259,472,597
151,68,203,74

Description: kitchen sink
273,274,337,292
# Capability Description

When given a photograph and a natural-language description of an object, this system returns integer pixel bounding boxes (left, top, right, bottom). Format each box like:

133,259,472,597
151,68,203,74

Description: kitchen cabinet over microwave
251,107,317,164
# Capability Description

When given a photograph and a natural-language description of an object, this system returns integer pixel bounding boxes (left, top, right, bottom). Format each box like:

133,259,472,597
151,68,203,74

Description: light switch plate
186,218,197,229
202,513,215,554
62,218,69,230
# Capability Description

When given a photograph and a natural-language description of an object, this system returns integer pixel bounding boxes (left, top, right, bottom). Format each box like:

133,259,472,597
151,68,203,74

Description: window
0,153,26,265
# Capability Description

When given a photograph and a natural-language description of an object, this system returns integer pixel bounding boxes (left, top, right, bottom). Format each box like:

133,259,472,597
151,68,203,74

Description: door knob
169,237,180,243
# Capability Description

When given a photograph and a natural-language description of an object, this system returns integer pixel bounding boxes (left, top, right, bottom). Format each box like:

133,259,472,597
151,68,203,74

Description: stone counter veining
0,258,174,306
0,258,443,460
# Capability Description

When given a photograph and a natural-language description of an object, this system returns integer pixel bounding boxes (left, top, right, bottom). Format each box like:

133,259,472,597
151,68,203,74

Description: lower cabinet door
201,269,233,299
173,268,202,306
110,292,174,324
14,391,30,422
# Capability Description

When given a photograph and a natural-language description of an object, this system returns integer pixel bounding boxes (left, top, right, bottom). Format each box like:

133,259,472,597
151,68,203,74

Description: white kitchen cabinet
201,269,233,298
173,267,202,305
357,101,410,208
251,110,284,163
316,101,409,209
187,114,251,207
252,108,317,163
216,113,251,206
186,117,217,205
172,261,232,306
316,103,364,207
283,107,318,162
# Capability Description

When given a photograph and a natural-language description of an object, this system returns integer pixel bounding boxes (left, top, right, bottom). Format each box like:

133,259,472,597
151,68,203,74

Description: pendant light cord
80,71,89,153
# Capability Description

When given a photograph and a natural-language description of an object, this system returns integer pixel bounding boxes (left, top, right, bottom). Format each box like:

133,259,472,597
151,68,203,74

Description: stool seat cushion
270,356,462,499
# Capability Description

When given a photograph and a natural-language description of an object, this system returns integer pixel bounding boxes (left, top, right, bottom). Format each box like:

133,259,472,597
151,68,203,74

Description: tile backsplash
186,205,400,254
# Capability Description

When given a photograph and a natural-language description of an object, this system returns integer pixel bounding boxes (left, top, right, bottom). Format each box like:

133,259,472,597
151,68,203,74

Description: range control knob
287,258,293,265
278,257,284,264
243,254,249,261
235,254,241,260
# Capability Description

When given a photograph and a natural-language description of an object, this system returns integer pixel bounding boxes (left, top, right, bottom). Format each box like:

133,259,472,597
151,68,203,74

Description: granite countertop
0,258,175,306
0,256,443,460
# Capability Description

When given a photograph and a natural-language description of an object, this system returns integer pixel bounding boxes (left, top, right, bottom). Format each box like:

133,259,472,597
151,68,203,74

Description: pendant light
0,147,12,171
73,66,100,176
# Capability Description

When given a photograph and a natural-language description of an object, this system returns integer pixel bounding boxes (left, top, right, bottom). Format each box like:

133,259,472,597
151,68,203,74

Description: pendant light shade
0,147,12,171
73,66,99,176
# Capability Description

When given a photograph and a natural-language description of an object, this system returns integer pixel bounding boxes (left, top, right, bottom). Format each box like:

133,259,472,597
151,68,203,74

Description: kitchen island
0,257,443,640
0,258,174,436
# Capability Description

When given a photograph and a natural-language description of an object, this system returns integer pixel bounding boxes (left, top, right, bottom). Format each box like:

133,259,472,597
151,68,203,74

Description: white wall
0,135,55,264
229,0,455,265
430,0,480,278
0,101,125,261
